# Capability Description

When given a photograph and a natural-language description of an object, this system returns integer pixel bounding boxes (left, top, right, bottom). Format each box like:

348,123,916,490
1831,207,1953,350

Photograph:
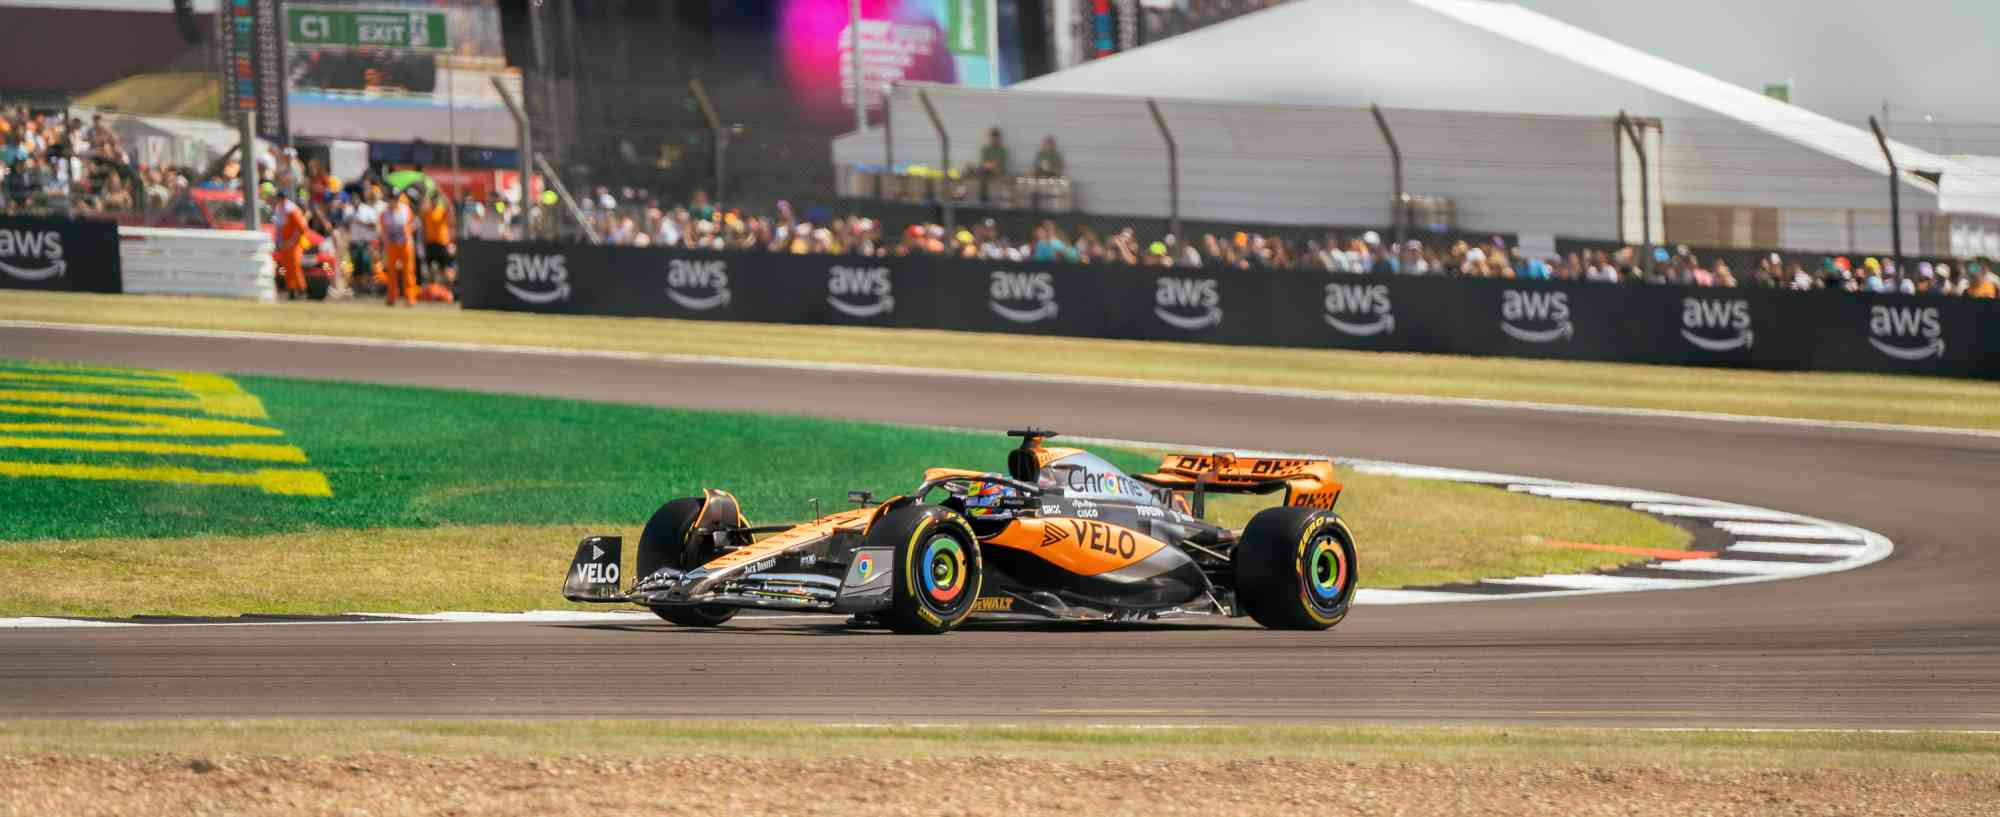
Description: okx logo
988,270,1058,323
665,258,731,310
1868,305,1944,361
0,228,65,282
828,265,894,317
1680,297,1753,351
1154,277,1222,330
1323,283,1394,336
503,253,570,303
1500,290,1572,343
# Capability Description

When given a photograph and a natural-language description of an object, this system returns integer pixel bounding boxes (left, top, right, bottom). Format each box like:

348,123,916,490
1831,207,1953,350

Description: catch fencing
460,239,2000,379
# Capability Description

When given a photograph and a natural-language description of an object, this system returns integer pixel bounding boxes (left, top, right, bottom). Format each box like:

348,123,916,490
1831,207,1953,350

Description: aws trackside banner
0,214,121,294
460,240,2000,379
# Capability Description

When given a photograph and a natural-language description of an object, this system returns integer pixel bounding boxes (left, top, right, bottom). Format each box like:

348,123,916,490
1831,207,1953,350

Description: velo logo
503,253,570,304
1680,298,1753,351
1154,277,1222,330
988,270,1059,323
665,258,731,311
1868,305,1945,361
1323,283,1394,336
1500,290,1572,343
828,265,894,318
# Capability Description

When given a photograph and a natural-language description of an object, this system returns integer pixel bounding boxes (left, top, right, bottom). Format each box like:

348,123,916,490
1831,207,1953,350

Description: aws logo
665,258,731,311
1323,283,1394,336
1500,290,1571,343
1154,277,1222,330
989,270,1058,323
1868,305,1944,361
828,265,894,318
0,228,66,282
1681,298,1753,351
503,253,570,303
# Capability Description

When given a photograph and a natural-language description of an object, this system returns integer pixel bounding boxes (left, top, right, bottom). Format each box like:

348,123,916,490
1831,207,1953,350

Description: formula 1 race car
562,429,1357,633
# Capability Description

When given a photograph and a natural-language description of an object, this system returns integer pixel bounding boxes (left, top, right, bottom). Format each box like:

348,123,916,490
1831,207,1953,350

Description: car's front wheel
637,495,740,628
1234,506,1356,630
870,504,983,634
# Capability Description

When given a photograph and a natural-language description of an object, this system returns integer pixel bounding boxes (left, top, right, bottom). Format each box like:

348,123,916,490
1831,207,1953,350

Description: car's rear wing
1135,453,1342,514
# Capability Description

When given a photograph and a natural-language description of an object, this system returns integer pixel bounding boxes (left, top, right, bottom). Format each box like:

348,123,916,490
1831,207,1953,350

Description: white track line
4,318,1995,441
0,617,143,629
1727,542,1868,558
1483,574,1710,591
1630,503,1798,521
1511,485,1686,503
1712,521,1862,541
1646,559,1829,576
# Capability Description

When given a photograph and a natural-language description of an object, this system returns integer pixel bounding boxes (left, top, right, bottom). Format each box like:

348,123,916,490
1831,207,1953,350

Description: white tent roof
1017,0,2000,217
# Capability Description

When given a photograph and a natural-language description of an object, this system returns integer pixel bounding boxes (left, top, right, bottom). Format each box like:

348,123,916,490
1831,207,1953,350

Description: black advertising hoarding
0,215,122,294
459,240,2000,379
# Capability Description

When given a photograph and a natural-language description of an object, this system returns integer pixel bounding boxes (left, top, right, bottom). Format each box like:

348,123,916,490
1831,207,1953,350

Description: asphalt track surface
3,324,1998,728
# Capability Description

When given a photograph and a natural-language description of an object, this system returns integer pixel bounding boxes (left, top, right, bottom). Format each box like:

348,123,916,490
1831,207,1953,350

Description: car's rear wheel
1234,506,1356,630
638,496,739,627
872,504,983,634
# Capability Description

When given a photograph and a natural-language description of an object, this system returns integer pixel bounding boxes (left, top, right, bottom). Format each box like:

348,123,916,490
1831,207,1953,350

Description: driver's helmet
959,480,1021,517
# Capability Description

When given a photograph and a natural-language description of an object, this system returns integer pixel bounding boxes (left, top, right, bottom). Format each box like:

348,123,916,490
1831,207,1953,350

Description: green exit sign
288,7,448,51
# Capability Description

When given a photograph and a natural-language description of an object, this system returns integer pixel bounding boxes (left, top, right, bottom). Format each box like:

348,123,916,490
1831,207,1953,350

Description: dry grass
9,291,2000,431
3,720,1998,769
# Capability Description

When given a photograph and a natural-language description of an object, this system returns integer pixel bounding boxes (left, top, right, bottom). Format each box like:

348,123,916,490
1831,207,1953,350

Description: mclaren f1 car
562,429,1357,633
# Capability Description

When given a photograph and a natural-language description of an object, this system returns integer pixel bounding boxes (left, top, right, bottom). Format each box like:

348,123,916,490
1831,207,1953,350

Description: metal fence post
1616,111,1651,248
881,84,895,199
1146,98,1180,238
1370,104,1403,246
917,88,952,234
238,111,260,232
493,76,532,238
690,78,728,202
536,153,599,244
1868,116,1902,266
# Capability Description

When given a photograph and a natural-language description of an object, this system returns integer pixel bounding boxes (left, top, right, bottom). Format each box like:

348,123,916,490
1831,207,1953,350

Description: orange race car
562,429,1357,634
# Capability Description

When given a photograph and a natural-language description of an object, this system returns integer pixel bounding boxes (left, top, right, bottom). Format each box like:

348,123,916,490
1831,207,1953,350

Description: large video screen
773,0,1018,125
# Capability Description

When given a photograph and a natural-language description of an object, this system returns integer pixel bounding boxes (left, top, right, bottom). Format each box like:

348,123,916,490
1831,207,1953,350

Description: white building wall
835,85,1621,239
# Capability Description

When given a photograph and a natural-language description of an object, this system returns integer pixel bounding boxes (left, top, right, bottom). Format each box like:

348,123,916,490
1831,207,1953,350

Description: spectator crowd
7,104,1996,300
567,187,1998,298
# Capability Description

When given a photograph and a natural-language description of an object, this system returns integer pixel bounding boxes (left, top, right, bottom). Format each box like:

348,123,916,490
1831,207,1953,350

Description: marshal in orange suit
378,192,418,306
272,191,310,297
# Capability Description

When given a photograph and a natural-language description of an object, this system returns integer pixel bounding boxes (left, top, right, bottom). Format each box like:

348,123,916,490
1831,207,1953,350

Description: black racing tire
1233,506,1357,630
637,496,738,627
305,275,330,301
871,504,983,634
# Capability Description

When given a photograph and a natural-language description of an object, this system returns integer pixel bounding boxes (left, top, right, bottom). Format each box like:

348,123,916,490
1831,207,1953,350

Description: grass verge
2,720,1996,770
7,291,2000,431
0,359,1685,616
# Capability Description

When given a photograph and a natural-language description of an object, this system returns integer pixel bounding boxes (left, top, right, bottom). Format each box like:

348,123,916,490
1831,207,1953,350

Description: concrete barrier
118,227,275,301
